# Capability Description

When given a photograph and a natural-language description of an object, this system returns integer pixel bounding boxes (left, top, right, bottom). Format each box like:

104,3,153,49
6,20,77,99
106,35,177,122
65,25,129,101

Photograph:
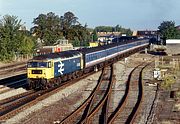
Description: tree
61,11,78,39
0,15,35,61
125,28,133,36
115,25,120,32
177,30,180,39
18,36,35,55
94,25,132,35
67,24,90,46
92,30,98,41
0,15,22,61
158,21,180,39
95,26,113,32
61,11,78,29
31,12,63,45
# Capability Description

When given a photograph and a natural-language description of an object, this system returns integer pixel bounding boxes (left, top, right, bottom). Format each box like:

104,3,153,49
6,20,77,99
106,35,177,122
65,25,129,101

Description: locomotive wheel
72,72,77,79
68,74,73,80
62,75,68,82
41,79,47,90
54,77,61,86
78,71,83,77
27,79,32,90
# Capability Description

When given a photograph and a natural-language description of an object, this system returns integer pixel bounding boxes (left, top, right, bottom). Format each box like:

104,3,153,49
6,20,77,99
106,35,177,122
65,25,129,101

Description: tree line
1,11,179,62
94,25,132,36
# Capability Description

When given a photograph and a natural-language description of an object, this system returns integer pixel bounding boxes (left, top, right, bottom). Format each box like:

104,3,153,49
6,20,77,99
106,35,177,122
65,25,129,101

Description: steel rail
81,65,114,124
60,68,106,124
107,63,150,124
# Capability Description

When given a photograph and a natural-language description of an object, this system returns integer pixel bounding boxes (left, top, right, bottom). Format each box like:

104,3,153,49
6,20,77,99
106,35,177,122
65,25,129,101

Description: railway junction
0,50,180,124
1,1,180,123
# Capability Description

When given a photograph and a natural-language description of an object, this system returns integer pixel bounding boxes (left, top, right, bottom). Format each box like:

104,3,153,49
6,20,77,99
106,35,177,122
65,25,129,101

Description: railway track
59,62,150,124
0,68,98,121
0,89,48,117
0,74,27,94
0,90,35,106
0,74,27,86
0,62,26,78
0,60,152,123
0,62,26,71
60,65,114,124
108,63,150,124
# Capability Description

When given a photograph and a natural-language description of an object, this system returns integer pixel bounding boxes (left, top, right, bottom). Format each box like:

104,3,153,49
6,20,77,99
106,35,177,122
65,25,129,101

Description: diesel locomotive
27,38,149,89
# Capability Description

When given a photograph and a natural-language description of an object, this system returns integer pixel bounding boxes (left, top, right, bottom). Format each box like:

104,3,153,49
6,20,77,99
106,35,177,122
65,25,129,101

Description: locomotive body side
53,54,83,77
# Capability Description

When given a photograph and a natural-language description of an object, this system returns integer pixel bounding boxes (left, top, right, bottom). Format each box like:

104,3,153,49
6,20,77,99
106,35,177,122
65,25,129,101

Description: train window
89,55,91,61
87,54,91,62
88,56,89,62
39,62,48,67
27,62,38,68
48,62,51,68
27,62,48,68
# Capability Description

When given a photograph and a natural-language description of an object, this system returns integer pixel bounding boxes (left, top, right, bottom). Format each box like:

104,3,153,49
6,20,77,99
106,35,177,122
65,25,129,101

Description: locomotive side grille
32,70,42,74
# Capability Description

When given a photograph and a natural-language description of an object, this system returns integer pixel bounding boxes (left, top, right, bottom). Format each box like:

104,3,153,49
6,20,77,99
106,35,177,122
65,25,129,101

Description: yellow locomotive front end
27,60,54,89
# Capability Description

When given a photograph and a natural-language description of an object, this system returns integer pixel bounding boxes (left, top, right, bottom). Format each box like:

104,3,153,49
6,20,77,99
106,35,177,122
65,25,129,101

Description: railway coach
78,38,149,70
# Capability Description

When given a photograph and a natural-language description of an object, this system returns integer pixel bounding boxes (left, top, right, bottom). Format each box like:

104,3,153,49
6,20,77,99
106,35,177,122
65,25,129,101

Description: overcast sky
0,0,179,30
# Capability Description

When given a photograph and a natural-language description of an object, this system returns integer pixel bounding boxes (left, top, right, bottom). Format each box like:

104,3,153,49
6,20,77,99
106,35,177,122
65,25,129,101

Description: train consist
27,38,149,89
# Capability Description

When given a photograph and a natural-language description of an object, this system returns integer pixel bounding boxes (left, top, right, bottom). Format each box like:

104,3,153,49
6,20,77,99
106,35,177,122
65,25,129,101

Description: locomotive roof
32,50,81,60
78,42,122,54
78,46,105,54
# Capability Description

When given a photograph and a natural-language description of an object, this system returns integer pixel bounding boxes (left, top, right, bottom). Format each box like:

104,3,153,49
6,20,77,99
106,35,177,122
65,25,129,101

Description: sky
0,0,180,31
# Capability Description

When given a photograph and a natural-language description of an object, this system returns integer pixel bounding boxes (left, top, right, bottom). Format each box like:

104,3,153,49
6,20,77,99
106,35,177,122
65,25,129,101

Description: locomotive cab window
27,62,48,68
39,62,48,67
48,62,52,68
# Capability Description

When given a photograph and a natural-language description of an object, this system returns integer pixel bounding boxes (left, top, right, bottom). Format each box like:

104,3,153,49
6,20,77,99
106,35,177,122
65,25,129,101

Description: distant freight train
27,38,149,89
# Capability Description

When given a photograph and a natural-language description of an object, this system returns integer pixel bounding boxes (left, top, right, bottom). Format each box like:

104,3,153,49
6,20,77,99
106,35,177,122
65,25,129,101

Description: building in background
133,30,157,38
97,32,121,42
89,42,99,47
36,39,73,55
165,39,180,55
